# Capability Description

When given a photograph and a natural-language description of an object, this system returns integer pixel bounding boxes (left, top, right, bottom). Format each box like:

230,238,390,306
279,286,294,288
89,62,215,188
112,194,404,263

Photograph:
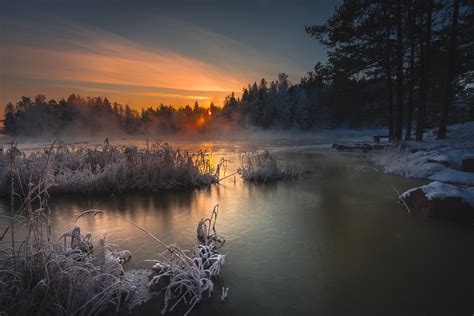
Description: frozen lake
1,138,473,315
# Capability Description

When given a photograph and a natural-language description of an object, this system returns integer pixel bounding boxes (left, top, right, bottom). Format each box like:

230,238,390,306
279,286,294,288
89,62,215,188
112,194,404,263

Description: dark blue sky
1,0,340,108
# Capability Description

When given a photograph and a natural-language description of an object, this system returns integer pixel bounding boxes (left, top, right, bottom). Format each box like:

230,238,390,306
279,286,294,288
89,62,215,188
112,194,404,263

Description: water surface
1,139,473,315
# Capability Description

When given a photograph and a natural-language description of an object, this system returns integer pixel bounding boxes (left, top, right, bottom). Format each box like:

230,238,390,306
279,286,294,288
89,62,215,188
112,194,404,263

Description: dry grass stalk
197,205,225,246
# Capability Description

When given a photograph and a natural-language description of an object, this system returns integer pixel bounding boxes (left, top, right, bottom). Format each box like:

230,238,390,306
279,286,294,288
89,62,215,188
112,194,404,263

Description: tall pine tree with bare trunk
437,0,460,139
406,0,416,140
393,0,404,140
415,0,432,141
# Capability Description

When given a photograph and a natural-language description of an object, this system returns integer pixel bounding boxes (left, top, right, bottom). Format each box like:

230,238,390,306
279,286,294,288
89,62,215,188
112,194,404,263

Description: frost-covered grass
370,145,446,179
147,205,227,315
0,146,228,315
0,161,133,315
238,151,301,182
370,122,474,186
0,239,132,315
0,141,221,196
197,205,225,246
75,206,228,315
148,243,226,315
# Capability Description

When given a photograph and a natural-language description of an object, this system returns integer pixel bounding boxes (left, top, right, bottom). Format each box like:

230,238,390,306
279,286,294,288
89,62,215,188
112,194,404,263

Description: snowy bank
401,181,474,220
429,168,474,186
371,122,474,185
369,123,474,219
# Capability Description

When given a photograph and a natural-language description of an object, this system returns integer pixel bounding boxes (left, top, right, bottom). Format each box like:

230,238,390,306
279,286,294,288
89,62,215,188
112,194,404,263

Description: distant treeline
3,0,473,137
1,74,395,137
2,95,226,136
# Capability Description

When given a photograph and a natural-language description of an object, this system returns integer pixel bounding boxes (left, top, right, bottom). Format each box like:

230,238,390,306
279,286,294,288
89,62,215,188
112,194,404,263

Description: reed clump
0,143,133,316
147,205,227,315
0,141,222,196
238,151,301,182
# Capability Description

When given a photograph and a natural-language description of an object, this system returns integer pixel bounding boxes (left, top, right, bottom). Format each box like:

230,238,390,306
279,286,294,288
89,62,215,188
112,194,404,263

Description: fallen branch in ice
392,185,412,214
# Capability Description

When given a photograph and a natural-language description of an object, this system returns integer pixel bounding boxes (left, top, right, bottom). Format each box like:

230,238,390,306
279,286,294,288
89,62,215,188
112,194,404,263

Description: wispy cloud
0,15,306,108
0,19,243,107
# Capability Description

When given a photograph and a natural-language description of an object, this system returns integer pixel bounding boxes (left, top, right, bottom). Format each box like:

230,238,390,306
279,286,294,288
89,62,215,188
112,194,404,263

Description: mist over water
0,128,387,154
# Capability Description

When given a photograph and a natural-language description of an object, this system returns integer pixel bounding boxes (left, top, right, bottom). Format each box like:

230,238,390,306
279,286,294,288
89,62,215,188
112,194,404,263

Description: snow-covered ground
369,122,474,217
371,122,474,186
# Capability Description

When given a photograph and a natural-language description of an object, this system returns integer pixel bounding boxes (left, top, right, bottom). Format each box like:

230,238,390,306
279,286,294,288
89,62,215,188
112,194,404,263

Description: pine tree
437,0,460,139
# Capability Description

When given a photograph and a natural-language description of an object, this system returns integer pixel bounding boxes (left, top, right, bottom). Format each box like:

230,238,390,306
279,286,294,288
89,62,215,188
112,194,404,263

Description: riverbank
369,122,474,219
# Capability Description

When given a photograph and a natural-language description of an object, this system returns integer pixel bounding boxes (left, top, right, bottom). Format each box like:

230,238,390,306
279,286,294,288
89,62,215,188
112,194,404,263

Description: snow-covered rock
401,181,474,220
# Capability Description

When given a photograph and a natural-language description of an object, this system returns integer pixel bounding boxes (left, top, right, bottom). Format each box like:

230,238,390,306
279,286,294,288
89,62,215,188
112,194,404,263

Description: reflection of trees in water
50,189,196,217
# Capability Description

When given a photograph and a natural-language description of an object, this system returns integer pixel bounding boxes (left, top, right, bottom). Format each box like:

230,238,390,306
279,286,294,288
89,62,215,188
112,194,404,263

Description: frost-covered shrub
0,238,132,315
0,141,220,196
148,205,227,315
148,244,226,315
238,151,300,182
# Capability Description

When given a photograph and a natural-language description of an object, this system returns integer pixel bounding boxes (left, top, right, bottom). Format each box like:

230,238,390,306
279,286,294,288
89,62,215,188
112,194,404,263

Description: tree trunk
416,0,432,141
416,7,425,141
406,0,416,140
388,70,394,138
394,0,404,140
386,26,394,138
437,0,460,139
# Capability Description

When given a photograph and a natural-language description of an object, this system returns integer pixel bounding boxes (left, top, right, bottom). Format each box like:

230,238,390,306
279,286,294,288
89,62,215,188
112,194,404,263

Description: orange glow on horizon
194,116,206,129
1,26,246,109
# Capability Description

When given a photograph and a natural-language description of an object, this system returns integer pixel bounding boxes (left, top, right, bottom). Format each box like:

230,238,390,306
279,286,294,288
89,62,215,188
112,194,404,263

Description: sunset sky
1,0,339,109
